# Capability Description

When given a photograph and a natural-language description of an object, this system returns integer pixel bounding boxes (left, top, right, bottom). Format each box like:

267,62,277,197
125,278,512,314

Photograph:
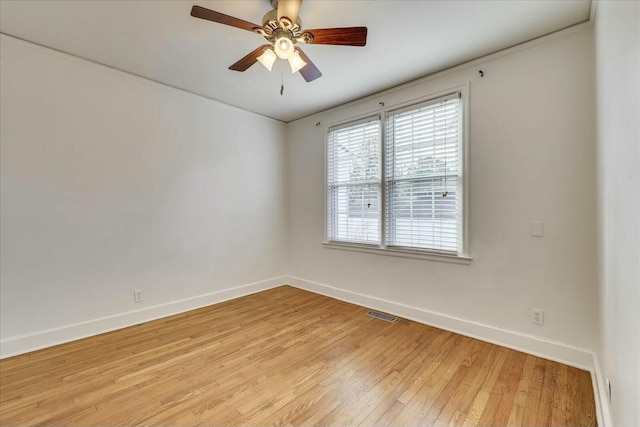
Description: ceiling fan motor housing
258,9,303,42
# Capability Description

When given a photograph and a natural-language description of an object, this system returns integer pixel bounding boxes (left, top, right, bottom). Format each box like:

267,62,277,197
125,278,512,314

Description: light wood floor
0,286,596,426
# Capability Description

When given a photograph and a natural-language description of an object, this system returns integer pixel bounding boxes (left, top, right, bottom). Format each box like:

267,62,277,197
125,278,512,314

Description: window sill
322,242,472,265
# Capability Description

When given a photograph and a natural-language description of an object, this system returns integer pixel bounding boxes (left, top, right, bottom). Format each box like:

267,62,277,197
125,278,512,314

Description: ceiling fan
190,0,367,84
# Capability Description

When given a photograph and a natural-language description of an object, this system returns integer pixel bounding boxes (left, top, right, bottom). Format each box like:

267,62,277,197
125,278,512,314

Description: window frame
324,83,471,263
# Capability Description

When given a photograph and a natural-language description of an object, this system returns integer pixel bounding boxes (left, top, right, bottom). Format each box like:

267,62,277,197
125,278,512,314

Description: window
386,94,462,253
326,91,467,259
327,118,381,244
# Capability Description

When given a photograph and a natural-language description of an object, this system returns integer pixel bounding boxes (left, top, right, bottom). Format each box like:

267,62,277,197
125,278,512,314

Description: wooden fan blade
191,5,261,32
277,0,302,25
302,27,367,46
295,47,322,82
229,44,272,71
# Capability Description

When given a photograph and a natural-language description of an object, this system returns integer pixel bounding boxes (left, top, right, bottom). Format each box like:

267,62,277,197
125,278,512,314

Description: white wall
0,35,287,355
287,28,597,353
595,1,640,426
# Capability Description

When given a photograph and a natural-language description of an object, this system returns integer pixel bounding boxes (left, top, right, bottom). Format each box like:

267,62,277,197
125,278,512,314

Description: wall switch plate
531,221,544,237
532,308,544,325
134,289,143,303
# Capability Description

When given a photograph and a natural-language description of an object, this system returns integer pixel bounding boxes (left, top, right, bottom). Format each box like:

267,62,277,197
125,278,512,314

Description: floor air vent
366,310,397,323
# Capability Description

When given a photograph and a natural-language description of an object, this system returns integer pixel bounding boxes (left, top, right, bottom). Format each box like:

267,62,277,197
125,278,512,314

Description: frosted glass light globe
274,37,294,59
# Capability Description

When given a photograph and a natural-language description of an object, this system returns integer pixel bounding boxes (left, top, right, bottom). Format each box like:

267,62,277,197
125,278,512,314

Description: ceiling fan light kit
274,36,294,59
288,51,307,73
190,0,367,85
256,48,277,71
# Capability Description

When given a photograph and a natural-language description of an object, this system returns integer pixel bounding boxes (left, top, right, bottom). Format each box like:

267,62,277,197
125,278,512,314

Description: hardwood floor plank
457,346,510,427
520,357,547,426
578,369,597,427
552,363,569,426
0,286,597,426
474,348,518,426
506,354,537,426
534,359,557,427
389,336,476,426
474,347,528,426
357,331,450,426
420,341,493,426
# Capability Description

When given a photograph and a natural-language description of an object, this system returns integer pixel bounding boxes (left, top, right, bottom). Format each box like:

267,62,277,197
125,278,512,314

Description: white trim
592,352,613,427
322,242,472,265
284,275,594,371
461,83,471,258
0,276,286,359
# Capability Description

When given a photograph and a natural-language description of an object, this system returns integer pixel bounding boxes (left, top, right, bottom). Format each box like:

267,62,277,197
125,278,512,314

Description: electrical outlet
532,308,544,325
134,289,143,303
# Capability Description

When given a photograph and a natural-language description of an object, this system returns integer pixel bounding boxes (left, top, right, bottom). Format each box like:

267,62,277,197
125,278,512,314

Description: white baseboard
285,275,595,370
0,276,286,359
592,353,613,427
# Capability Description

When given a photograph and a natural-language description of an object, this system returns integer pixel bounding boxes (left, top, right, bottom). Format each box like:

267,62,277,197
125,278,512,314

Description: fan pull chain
280,61,284,96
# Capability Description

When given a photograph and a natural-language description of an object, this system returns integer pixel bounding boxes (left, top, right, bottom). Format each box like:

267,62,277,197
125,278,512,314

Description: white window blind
385,94,462,253
327,118,381,244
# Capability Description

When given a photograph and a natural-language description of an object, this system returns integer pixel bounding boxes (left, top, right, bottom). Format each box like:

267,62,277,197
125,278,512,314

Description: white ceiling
0,0,591,122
